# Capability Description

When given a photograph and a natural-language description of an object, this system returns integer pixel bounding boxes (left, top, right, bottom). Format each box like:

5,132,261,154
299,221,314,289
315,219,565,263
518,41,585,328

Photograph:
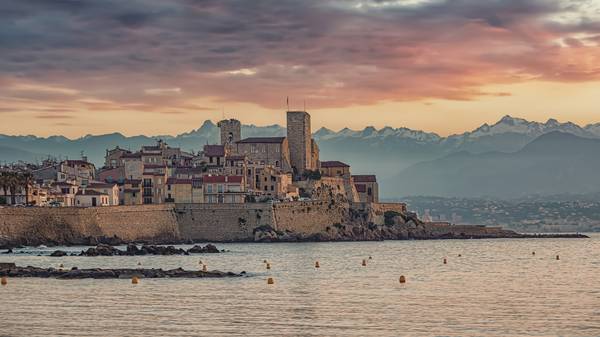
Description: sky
1,0,600,138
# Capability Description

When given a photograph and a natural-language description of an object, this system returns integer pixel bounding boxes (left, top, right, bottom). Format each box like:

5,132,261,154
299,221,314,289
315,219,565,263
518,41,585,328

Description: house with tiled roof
352,175,379,203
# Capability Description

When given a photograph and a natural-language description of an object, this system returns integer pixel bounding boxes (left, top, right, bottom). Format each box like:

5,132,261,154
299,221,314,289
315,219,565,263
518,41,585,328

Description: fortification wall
175,203,274,242
0,201,408,244
0,205,179,245
272,200,350,234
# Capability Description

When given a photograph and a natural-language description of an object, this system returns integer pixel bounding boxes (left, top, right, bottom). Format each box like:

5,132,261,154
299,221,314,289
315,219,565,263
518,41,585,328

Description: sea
1,234,599,337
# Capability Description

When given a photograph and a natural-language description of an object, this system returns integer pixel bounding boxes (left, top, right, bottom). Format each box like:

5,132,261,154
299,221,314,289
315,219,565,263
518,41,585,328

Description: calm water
1,235,599,337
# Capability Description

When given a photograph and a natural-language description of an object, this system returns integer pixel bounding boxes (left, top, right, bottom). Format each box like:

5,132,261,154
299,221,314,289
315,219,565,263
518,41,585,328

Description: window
367,187,372,196
168,185,171,191
217,184,224,193
271,185,274,191
207,185,213,193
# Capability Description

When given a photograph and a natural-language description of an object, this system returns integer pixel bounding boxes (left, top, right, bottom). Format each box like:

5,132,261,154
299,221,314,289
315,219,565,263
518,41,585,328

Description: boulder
188,244,220,254
50,250,67,257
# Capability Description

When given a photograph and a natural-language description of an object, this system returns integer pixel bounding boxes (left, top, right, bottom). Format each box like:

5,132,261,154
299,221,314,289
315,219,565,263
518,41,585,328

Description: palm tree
0,171,9,205
20,172,34,206
6,172,19,205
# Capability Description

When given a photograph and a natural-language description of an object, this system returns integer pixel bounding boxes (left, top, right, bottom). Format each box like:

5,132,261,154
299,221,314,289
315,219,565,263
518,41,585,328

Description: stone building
352,175,379,203
218,119,241,150
203,175,245,203
287,111,318,176
320,161,351,177
105,146,130,168
86,182,120,206
121,179,142,205
121,152,143,180
165,178,203,203
33,159,96,186
235,137,292,172
75,189,110,207
256,166,296,200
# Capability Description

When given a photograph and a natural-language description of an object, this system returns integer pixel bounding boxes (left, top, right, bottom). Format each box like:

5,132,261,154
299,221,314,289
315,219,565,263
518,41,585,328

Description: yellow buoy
556,255,560,260
362,259,367,266
368,256,372,260
202,264,208,272
267,277,274,285
263,259,267,264
1,276,7,286
315,261,320,268
59,264,64,268
138,262,142,266
198,260,203,265
443,258,447,264
131,276,139,284
399,275,406,284
266,263,271,270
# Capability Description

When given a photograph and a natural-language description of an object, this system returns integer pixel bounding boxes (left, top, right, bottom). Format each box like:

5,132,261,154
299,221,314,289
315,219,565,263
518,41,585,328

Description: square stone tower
287,111,314,175
217,119,241,147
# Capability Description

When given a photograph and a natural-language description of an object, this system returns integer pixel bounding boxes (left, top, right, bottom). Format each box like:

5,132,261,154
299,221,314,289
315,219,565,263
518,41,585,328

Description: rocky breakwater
0,263,243,279
254,211,589,242
49,244,222,257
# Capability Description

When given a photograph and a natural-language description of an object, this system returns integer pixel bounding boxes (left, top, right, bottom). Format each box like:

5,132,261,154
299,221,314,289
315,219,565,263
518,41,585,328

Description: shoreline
1,232,589,251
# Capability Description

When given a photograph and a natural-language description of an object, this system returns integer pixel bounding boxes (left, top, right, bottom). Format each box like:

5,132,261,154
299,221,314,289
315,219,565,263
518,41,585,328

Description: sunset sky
1,0,600,138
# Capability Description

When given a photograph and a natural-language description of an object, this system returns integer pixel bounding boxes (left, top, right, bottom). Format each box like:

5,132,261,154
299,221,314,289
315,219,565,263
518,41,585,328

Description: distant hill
388,132,600,198
2,116,600,198
0,145,42,164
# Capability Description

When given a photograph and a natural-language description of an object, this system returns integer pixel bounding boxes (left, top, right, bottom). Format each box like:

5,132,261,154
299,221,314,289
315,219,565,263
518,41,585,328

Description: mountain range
1,115,599,199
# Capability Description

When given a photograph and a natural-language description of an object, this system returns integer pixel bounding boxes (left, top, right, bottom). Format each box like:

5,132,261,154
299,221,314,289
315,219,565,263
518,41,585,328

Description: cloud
0,0,599,112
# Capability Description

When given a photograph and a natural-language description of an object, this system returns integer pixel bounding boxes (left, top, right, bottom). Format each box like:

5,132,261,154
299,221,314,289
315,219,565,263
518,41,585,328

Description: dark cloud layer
1,0,599,110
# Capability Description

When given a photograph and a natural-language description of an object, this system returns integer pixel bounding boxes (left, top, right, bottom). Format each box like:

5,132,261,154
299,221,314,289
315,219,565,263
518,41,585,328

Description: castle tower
217,119,241,147
287,111,314,176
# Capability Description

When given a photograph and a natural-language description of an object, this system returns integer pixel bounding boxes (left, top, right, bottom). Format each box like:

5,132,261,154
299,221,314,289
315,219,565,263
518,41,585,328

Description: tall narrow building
217,119,241,148
287,111,314,176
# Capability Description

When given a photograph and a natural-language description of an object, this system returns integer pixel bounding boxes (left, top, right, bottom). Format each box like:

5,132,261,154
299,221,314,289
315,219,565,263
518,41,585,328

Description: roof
320,161,350,168
203,145,225,157
355,184,367,193
143,172,166,176
64,160,94,166
203,175,243,183
123,188,140,193
54,182,76,187
175,166,204,173
121,152,142,159
143,164,166,169
166,178,194,185
236,137,286,144
226,155,246,160
76,190,108,196
87,182,117,188
352,175,377,182
124,179,141,185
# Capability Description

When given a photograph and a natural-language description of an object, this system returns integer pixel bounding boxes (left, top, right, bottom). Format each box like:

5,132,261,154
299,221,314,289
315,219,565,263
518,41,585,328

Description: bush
384,211,401,226
302,169,322,180
0,196,5,205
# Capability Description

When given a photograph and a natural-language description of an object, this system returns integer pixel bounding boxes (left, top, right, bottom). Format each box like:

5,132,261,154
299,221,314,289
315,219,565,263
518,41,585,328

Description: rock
50,250,67,257
0,265,243,279
188,244,220,254
79,244,122,256
0,262,16,270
